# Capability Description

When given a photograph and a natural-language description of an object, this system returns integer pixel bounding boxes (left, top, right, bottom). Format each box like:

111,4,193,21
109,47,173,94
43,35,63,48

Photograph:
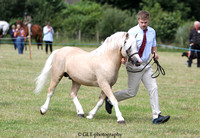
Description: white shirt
43,26,54,42
128,24,156,62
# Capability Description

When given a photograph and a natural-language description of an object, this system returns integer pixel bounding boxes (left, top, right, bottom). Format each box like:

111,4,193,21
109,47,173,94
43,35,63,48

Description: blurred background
0,0,199,47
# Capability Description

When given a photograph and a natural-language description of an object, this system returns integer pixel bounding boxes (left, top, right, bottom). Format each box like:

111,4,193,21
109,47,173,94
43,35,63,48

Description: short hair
194,21,199,26
137,11,150,20
46,22,50,26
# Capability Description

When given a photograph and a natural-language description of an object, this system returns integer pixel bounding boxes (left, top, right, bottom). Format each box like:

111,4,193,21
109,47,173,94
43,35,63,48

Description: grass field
0,44,200,137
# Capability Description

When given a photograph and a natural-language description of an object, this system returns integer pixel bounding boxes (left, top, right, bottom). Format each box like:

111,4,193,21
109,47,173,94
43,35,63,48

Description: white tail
34,50,58,94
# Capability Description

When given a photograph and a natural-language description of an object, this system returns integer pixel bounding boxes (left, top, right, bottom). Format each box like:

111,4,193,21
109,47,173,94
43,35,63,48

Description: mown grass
0,44,200,137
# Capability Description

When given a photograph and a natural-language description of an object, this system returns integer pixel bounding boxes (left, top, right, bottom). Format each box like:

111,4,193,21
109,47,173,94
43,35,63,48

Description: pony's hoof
78,114,85,118
86,115,93,119
117,120,126,124
40,109,45,115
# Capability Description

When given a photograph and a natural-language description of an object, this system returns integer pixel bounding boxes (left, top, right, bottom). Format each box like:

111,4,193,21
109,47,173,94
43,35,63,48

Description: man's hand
121,58,127,64
48,29,52,32
152,52,159,60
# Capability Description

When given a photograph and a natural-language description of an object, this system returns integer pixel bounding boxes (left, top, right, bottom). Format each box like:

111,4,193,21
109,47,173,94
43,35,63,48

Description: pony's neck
104,44,122,70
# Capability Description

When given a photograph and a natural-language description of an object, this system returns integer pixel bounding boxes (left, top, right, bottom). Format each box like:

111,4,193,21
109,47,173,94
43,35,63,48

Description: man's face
138,19,149,30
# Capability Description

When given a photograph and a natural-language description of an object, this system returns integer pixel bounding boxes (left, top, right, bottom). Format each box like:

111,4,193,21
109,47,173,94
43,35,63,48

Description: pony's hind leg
70,81,84,117
86,91,106,119
40,73,63,115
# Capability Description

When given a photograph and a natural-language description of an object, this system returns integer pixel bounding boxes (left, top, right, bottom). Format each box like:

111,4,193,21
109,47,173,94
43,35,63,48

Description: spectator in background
188,21,200,67
14,23,25,54
10,24,17,50
43,22,54,54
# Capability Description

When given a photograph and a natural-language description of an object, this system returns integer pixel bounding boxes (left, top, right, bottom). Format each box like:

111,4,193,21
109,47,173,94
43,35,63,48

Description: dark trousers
188,44,200,67
12,38,17,50
45,41,52,53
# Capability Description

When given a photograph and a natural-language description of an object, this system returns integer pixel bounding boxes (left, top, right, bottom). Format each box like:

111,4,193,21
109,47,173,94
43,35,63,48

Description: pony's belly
70,76,99,87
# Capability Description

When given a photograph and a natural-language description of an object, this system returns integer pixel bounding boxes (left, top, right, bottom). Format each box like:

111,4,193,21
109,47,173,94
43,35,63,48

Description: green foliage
175,22,193,47
28,0,66,29
97,6,137,39
0,0,26,21
62,1,102,37
88,0,141,12
1,0,200,46
142,2,181,43
0,0,66,30
155,12,180,43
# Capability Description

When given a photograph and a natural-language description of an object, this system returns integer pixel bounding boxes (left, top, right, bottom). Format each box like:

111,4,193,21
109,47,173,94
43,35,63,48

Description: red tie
138,30,147,57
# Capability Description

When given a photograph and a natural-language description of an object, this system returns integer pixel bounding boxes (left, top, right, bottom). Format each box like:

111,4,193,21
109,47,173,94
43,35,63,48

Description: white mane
90,32,125,56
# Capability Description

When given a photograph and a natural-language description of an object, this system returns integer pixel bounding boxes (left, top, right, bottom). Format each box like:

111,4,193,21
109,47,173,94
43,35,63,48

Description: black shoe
105,97,113,114
152,114,170,124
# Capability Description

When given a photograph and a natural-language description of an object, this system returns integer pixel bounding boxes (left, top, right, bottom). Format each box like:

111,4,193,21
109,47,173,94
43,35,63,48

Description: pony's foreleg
86,91,105,119
99,83,125,124
70,81,84,117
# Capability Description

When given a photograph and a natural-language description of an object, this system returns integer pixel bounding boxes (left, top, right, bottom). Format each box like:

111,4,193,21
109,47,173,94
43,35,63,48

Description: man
188,21,200,67
23,12,32,35
105,11,170,124
10,24,17,50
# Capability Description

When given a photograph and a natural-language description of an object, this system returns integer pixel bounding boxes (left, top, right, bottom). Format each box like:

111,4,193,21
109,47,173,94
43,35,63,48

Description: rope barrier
0,39,100,46
157,44,200,52
0,36,30,40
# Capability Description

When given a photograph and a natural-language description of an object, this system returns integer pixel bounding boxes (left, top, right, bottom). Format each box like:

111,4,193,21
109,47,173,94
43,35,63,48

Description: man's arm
189,30,194,45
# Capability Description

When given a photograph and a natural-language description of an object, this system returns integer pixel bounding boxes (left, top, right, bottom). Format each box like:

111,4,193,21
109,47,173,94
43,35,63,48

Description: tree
141,1,181,42
0,0,66,30
87,0,141,13
62,1,102,37
97,6,137,38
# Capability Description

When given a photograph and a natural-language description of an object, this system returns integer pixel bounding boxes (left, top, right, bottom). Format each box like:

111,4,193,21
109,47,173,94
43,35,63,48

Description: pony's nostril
135,61,140,66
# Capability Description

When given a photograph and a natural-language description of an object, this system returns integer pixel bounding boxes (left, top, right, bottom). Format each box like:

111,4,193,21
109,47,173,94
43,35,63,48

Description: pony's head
121,33,142,66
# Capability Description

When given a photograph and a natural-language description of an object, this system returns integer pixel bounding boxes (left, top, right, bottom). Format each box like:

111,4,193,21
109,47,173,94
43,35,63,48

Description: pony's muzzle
135,61,141,66
132,54,142,66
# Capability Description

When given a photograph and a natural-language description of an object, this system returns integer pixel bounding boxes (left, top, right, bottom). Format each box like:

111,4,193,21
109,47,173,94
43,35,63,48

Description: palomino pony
16,20,43,50
34,32,142,124
0,21,9,38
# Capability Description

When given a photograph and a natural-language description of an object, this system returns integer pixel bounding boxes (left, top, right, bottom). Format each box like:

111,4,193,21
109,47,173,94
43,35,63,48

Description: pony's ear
134,33,138,38
126,33,129,39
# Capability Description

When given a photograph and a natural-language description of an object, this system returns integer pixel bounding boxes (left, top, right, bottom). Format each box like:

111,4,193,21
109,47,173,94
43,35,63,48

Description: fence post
56,31,59,39
96,31,99,43
28,28,32,60
78,30,81,41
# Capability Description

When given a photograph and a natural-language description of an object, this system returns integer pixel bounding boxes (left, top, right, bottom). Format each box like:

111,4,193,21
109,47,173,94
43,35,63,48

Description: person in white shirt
105,11,170,124
43,22,54,54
